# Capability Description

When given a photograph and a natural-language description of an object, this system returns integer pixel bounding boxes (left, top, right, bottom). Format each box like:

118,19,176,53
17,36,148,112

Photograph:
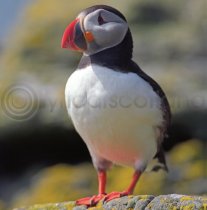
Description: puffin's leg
104,170,142,202
98,170,107,195
76,170,107,206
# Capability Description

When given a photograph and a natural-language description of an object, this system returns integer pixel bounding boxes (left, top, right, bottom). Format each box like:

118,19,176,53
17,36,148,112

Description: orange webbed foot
76,194,106,207
104,191,129,202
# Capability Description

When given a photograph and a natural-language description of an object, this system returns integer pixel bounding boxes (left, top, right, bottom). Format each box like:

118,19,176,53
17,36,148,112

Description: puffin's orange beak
61,19,87,51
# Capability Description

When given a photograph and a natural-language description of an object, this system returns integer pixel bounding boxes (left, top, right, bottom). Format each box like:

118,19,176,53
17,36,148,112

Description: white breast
65,65,163,168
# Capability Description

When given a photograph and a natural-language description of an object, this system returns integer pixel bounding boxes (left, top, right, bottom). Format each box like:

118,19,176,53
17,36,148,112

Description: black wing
130,61,171,171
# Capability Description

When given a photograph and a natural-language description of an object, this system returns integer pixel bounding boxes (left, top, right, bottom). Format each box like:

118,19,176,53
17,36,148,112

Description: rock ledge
14,194,207,210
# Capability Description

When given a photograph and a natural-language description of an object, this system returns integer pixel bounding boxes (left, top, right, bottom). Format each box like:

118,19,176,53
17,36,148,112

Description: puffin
61,5,171,207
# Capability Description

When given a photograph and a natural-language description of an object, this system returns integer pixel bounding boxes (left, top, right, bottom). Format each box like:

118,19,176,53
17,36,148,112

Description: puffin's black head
61,5,132,57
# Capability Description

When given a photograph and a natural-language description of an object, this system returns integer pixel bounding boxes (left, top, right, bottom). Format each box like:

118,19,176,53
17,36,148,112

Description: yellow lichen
64,202,76,210
88,206,104,210
180,196,194,201
139,195,151,200
180,204,195,210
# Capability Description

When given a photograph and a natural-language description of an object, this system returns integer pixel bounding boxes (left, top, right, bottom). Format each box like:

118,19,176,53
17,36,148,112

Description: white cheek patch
84,10,100,31
83,9,129,54
94,22,128,47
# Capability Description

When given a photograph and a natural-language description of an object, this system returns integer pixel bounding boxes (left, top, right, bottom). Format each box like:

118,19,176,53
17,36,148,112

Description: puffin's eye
98,14,107,25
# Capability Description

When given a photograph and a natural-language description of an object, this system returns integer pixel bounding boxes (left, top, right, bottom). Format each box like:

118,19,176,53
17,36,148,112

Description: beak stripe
74,22,87,50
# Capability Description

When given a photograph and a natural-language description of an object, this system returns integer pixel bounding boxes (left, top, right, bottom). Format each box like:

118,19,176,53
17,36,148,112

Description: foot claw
76,194,105,206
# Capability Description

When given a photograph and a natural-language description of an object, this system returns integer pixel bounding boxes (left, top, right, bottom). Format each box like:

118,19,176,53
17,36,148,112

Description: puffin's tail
146,147,168,172
153,147,168,172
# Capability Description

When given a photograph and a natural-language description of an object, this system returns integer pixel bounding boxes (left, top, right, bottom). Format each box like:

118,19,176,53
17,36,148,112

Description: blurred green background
0,0,206,209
